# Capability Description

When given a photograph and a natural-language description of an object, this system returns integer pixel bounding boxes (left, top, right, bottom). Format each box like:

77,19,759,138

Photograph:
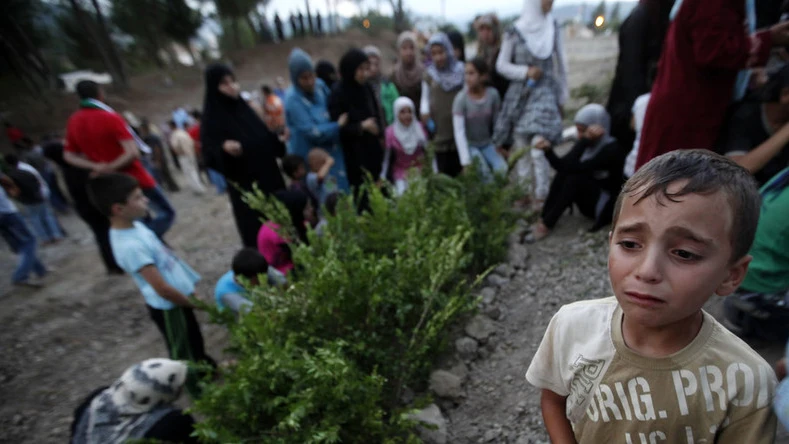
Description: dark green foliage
194,165,518,442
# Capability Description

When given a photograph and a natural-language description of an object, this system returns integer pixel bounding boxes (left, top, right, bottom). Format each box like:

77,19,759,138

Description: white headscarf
393,97,426,155
515,0,556,60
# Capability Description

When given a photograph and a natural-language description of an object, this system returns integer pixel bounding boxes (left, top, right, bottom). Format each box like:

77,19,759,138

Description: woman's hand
533,139,552,151
223,140,243,157
584,125,605,141
338,113,349,128
527,66,543,81
361,117,379,136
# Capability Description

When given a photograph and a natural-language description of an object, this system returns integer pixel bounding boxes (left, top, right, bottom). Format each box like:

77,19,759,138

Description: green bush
194,166,518,442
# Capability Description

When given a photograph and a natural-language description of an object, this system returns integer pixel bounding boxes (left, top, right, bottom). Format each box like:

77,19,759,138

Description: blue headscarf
288,48,314,88
425,32,465,92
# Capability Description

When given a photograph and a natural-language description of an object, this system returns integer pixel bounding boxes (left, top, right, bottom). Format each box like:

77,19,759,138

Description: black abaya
200,64,286,247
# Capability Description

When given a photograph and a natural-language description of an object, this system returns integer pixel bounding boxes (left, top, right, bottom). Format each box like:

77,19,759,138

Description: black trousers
541,172,601,229
147,306,216,397
227,185,263,248
67,179,122,273
435,150,462,178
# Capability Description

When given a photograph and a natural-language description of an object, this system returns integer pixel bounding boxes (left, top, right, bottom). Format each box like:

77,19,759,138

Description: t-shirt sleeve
526,309,571,396
64,124,79,154
114,239,156,274
716,405,776,444
306,172,320,195
109,113,134,141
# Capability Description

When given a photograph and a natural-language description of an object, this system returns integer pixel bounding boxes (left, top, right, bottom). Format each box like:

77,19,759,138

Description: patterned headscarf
425,33,465,92
71,359,188,444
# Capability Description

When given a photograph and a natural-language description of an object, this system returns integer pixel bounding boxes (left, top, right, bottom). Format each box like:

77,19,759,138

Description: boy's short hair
167,120,177,129
4,153,19,167
282,154,304,179
86,173,140,217
76,80,100,100
261,85,273,95
191,109,202,120
612,149,760,261
307,148,329,172
232,248,269,279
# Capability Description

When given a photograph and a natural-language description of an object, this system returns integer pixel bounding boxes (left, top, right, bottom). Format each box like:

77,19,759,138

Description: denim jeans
0,212,47,283
469,144,508,182
21,202,64,243
142,186,176,238
207,168,227,194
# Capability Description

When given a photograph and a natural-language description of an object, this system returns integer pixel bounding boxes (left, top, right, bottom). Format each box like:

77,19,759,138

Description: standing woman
392,32,425,117
328,48,386,192
446,30,467,63
363,45,400,125
201,64,287,248
475,14,509,99
420,33,466,176
493,0,568,210
285,49,350,192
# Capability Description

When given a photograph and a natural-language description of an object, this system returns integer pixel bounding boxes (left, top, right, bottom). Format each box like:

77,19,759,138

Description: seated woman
70,359,197,444
529,104,625,241
257,190,315,275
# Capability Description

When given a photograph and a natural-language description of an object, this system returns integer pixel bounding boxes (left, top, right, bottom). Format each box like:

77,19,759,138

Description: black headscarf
339,48,369,87
446,30,466,62
200,63,285,192
315,60,338,89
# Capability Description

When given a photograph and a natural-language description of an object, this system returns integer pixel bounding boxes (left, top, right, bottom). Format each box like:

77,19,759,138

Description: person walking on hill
63,81,175,239
274,13,285,41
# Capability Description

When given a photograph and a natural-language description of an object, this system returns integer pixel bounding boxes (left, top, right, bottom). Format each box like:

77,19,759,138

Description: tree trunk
68,0,125,89
231,17,242,49
6,17,57,90
245,14,262,44
0,37,48,102
89,0,129,89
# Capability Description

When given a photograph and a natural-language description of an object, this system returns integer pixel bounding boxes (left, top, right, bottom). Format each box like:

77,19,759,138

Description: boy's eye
673,249,701,261
617,240,639,249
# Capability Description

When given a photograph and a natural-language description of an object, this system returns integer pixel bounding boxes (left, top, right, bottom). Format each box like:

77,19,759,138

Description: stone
479,287,497,306
508,244,530,269
494,263,515,278
455,337,479,361
409,404,448,444
484,427,502,442
484,306,502,320
450,361,469,382
465,314,496,342
12,414,23,426
429,370,465,401
486,273,510,287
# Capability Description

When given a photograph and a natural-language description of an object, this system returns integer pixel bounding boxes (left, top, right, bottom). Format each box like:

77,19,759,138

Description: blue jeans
21,203,64,242
207,168,227,194
469,144,508,182
142,187,176,238
0,212,47,283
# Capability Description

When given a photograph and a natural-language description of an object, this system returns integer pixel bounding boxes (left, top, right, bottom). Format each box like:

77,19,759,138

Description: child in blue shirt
215,248,286,315
86,173,215,397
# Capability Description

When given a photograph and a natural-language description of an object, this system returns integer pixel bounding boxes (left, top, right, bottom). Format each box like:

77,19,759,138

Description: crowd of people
1,0,789,441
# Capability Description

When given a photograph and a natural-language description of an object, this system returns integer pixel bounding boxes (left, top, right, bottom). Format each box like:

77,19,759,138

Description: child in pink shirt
382,97,428,195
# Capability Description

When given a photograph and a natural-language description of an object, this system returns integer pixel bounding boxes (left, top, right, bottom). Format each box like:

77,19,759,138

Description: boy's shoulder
486,87,501,101
551,296,619,326
110,222,158,248
701,311,774,371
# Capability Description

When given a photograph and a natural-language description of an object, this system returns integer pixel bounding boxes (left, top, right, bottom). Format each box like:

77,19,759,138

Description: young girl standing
493,0,568,210
382,97,428,195
420,32,466,177
452,57,506,181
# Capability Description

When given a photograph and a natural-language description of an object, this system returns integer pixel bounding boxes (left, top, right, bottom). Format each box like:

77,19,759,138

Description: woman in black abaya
201,64,286,247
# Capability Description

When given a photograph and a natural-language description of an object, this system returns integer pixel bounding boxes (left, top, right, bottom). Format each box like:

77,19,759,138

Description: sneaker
14,277,45,288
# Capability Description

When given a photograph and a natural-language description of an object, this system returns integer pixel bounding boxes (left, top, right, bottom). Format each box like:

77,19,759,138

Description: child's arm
138,265,195,308
541,389,577,444
316,156,335,183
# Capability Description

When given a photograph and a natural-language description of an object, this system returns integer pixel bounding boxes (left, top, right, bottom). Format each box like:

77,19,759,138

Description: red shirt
187,124,201,156
65,108,156,189
635,0,772,170
6,126,24,144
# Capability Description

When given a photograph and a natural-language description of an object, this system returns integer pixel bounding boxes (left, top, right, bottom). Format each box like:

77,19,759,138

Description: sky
264,0,588,25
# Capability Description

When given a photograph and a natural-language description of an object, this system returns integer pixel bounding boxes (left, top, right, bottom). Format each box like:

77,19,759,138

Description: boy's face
294,164,307,180
113,188,149,220
608,182,750,330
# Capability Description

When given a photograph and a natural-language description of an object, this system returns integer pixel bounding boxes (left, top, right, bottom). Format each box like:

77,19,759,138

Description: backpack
7,168,43,205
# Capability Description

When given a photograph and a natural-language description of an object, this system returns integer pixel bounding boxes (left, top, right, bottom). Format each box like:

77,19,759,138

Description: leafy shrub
194,166,518,442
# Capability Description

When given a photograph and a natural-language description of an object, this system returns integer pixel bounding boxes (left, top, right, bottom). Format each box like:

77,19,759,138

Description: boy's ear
715,255,752,296
110,202,125,217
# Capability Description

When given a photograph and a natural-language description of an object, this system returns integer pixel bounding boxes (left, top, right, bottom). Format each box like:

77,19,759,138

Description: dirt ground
5,33,783,444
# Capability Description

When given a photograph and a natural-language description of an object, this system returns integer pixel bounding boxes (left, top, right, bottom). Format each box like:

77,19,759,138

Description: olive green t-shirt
526,297,777,444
